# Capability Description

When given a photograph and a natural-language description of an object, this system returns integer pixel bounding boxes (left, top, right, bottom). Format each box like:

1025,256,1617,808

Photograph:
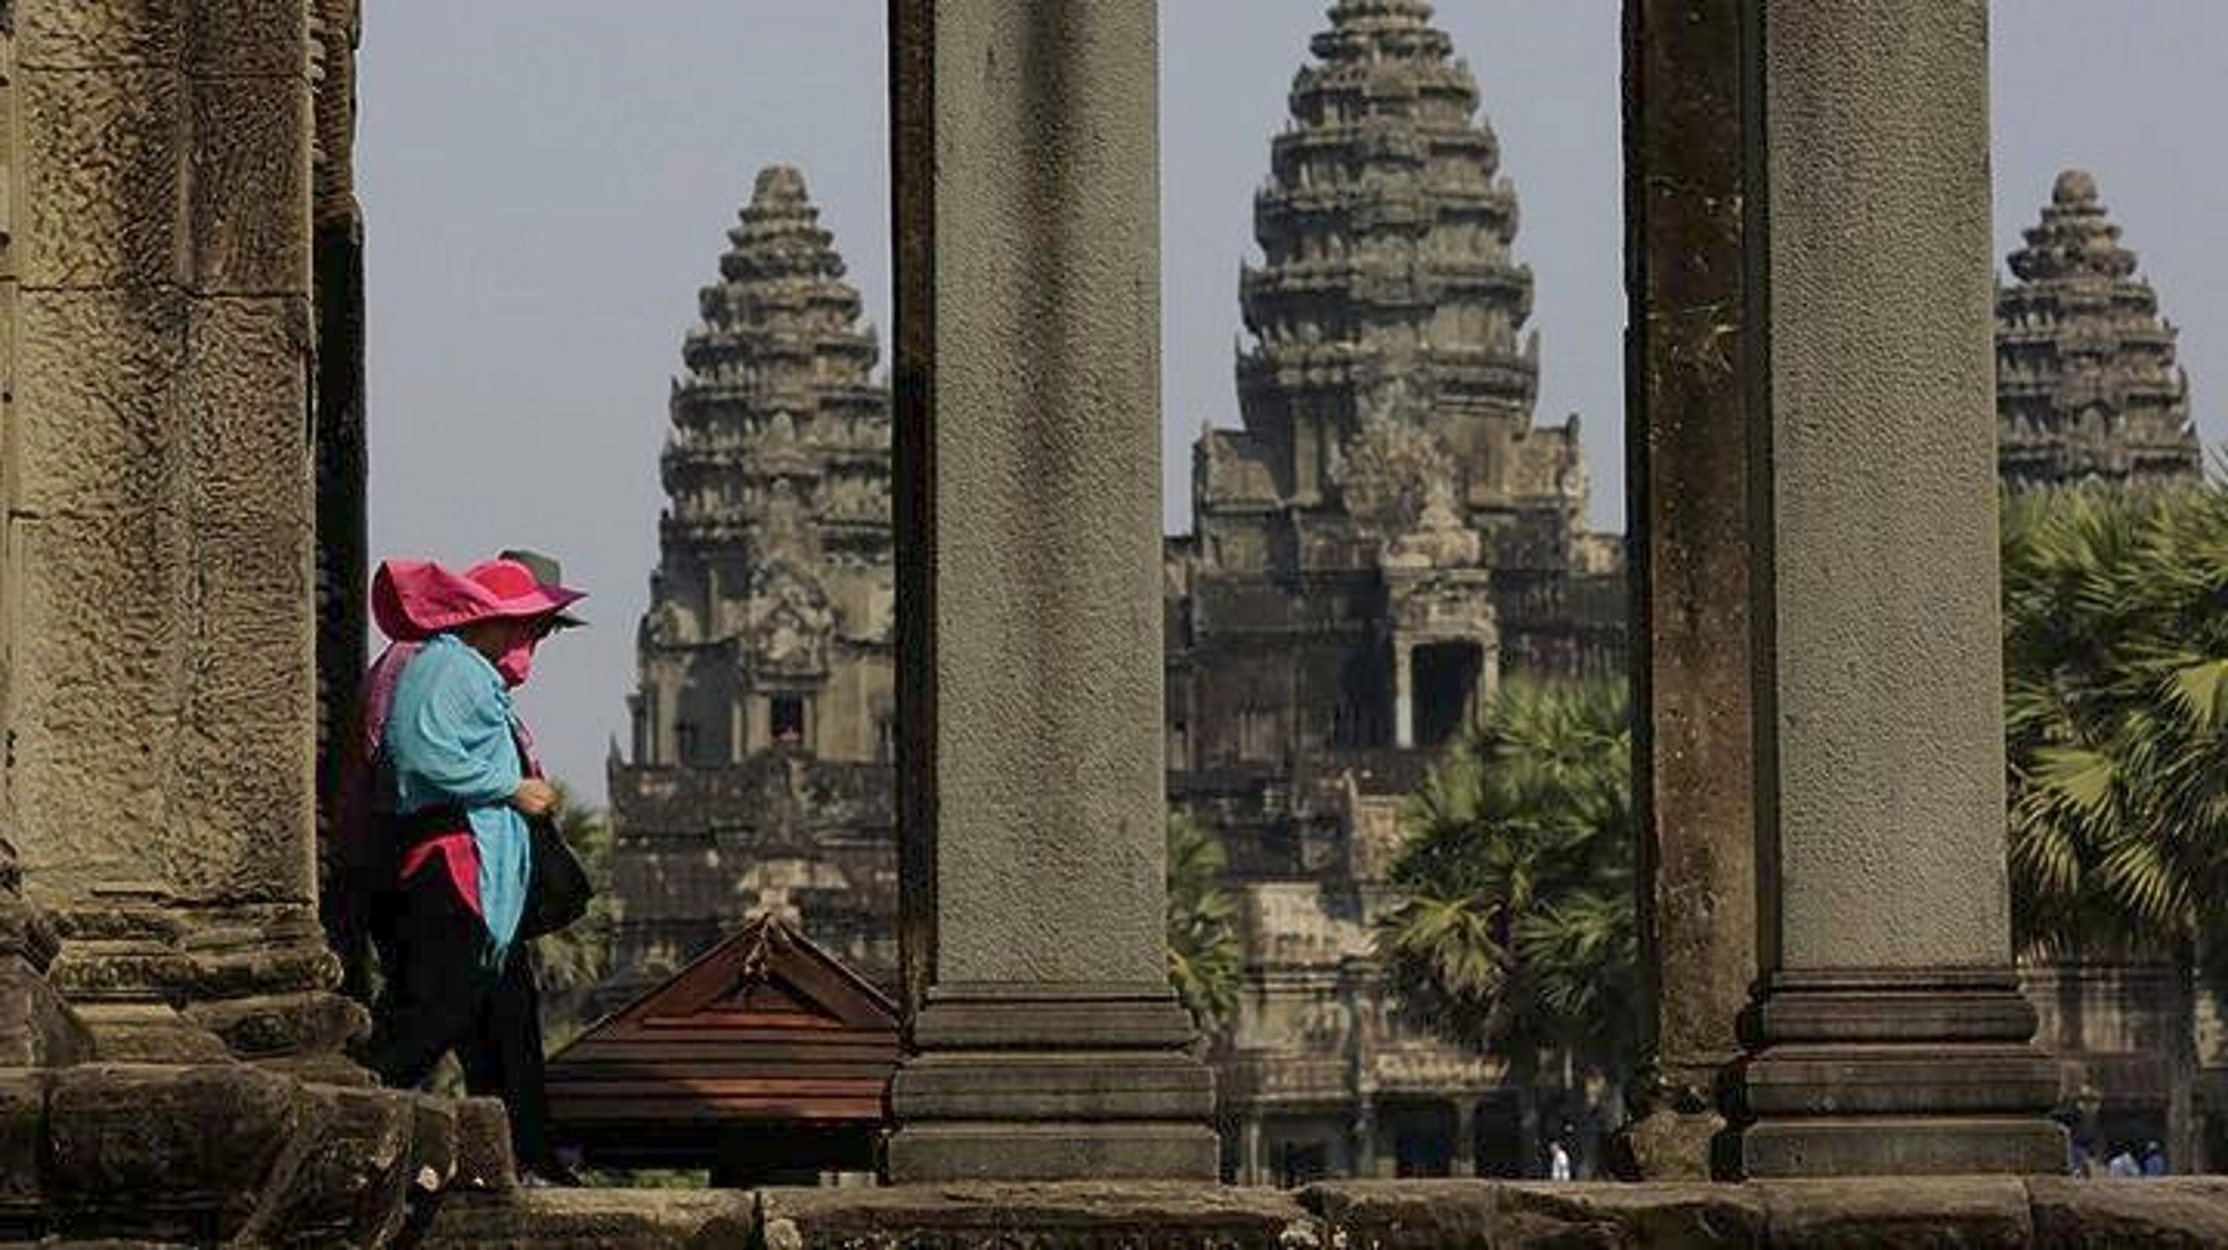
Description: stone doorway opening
1409,641,1485,750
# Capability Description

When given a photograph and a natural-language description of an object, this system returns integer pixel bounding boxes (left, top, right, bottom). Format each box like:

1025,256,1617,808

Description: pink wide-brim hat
371,557,588,644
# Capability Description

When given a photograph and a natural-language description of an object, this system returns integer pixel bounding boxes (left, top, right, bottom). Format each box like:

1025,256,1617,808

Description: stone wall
604,755,896,1005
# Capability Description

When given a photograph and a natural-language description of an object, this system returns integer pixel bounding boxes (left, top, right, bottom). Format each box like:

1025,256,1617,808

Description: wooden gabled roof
547,912,900,1138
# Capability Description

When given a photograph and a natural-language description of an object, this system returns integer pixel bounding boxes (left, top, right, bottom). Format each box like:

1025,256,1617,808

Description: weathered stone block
15,289,187,514
238,1084,413,1246
45,1064,300,1242
1616,1106,1730,1182
408,1094,461,1194
454,1095,520,1193
0,1071,51,1238
12,290,189,897
756,1182,1313,1249
1500,1184,1766,1248
419,1190,745,1249
186,0,310,78
172,296,314,902
177,907,335,1002
1742,1117,2066,1179
2027,1176,2228,1249
1302,1180,1499,1248
188,77,311,295
21,68,183,290
1305,1180,1769,1249
20,0,184,70
892,1050,1214,1119
187,986,361,1060
1758,1177,2031,1248
0,956,93,1066
883,1121,1221,1184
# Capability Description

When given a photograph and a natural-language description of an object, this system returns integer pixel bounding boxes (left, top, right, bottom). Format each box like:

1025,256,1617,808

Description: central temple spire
604,166,898,1005
1996,168,2201,490
1240,0,1549,522
1166,0,1622,1185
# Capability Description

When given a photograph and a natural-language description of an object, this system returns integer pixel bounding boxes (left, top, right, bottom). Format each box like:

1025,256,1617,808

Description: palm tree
2001,485,2228,971
2000,483,2228,1167
1374,678,1636,1171
1166,811,1243,1041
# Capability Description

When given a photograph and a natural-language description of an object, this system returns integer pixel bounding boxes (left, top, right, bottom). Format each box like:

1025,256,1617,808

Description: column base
1613,1057,1737,1180
886,1122,1220,1182
1732,968,2066,1177
1743,1117,2066,1176
885,984,1219,1182
46,898,366,1068
1614,1107,1731,1181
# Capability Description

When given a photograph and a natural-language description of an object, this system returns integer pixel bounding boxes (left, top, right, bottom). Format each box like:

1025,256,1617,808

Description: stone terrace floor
414,1175,2228,1248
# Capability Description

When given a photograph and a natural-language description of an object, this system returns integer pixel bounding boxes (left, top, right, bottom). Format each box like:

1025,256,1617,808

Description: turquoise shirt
384,633,532,967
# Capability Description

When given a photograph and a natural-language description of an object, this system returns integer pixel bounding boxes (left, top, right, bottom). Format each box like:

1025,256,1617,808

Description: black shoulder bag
519,813,593,941
512,727,594,941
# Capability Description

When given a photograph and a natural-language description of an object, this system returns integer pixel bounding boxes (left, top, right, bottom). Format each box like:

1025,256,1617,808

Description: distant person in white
1549,1140,1573,1181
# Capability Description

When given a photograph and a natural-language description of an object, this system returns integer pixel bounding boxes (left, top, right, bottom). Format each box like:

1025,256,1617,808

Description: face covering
495,634,538,688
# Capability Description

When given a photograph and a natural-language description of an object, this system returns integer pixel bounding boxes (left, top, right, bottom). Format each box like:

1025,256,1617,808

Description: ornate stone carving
1333,409,1457,540
743,563,834,678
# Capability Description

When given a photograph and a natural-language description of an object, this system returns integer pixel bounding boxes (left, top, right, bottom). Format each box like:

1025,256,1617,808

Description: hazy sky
359,3,2228,804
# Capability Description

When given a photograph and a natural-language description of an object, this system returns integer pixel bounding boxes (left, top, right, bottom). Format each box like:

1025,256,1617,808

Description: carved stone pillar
7,0,358,1071
1702,0,2059,1175
883,0,1216,1180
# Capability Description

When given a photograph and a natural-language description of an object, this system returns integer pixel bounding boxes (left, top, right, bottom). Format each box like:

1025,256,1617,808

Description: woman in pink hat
349,553,586,1187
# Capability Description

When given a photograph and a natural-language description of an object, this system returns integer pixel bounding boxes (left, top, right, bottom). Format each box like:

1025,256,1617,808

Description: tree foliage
2002,484,2228,972
1167,811,1243,1038
1374,679,1637,1083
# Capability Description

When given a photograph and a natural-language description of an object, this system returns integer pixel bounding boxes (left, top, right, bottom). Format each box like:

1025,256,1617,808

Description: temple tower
604,168,897,1005
1997,169,2203,490
1166,0,1623,1181
1239,0,1556,531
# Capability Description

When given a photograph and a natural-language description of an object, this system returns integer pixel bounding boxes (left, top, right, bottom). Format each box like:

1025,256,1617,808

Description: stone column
1474,637,1500,708
1391,642,1414,749
0,16,77,1069
6,0,356,1070
1718,0,2061,1175
1619,0,1758,1180
883,0,1216,1181
1452,1099,1477,1179
1241,1116,1264,1186
1350,1100,1377,1179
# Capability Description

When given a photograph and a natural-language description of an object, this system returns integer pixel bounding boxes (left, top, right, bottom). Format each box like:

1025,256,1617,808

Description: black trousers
363,857,553,1171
